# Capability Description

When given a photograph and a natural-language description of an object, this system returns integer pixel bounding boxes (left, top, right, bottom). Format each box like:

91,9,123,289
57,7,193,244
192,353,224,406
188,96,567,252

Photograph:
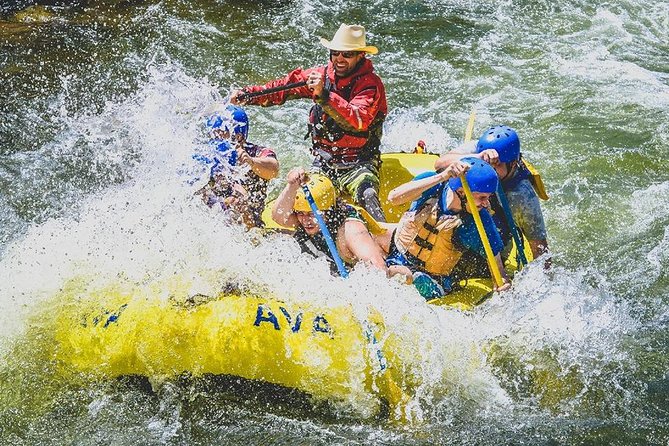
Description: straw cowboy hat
319,24,378,54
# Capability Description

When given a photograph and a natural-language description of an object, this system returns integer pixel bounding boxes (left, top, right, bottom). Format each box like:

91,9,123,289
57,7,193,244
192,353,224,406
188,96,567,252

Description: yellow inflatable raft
52,280,412,416
51,151,530,417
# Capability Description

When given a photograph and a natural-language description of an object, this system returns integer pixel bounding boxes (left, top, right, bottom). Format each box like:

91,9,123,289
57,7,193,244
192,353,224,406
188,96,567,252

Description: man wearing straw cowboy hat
231,24,388,222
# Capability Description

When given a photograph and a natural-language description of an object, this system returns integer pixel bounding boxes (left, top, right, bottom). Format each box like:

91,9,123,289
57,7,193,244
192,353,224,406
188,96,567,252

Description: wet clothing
386,172,503,298
243,59,387,166
242,59,387,219
310,158,380,204
450,145,548,247
203,142,276,228
293,203,365,275
497,163,547,241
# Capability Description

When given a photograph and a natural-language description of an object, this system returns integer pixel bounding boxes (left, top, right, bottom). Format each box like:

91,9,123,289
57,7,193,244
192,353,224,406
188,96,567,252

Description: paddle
459,111,505,288
236,81,308,102
202,81,308,124
300,183,416,411
302,179,414,417
300,183,349,278
495,184,528,267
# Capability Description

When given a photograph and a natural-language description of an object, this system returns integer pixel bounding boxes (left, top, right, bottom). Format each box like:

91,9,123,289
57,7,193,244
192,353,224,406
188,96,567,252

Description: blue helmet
205,105,249,140
209,140,237,177
223,104,248,139
448,157,499,194
476,125,520,163
205,113,224,131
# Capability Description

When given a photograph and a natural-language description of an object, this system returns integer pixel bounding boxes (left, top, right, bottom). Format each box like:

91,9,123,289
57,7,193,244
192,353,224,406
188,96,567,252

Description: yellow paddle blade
464,109,476,142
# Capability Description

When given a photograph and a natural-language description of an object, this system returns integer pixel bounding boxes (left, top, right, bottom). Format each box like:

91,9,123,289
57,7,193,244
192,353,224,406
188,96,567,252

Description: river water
1,0,668,444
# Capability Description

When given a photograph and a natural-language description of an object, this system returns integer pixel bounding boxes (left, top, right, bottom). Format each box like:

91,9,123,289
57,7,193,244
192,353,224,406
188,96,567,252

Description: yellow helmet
293,174,337,212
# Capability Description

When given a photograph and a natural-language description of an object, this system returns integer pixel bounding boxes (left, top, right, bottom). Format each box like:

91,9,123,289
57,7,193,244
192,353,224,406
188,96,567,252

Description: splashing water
1,0,669,444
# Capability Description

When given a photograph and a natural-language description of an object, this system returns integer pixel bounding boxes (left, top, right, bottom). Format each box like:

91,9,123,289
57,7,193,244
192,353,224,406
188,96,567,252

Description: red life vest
307,59,387,165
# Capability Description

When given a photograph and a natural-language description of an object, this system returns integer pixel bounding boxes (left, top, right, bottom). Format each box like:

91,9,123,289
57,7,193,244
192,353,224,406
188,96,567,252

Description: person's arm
271,168,306,228
339,219,388,273
435,140,495,172
230,67,320,107
237,147,279,180
508,184,550,263
248,155,279,180
304,65,385,133
387,161,470,206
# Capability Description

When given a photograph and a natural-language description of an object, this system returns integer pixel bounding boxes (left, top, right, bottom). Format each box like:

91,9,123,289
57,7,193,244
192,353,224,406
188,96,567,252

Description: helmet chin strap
455,189,468,212
456,189,490,212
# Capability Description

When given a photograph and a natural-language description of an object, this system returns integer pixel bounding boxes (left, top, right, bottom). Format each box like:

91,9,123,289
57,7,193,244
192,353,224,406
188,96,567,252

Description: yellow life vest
522,159,549,200
394,198,464,276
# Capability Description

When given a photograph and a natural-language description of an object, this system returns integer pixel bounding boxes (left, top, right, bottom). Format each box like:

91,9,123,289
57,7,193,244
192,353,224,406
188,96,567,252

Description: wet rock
12,5,57,24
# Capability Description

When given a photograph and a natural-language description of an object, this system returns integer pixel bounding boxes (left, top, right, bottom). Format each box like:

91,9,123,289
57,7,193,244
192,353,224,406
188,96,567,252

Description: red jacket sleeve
243,67,322,107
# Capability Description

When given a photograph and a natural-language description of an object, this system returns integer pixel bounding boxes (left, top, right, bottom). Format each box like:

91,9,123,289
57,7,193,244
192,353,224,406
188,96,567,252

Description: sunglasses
294,211,314,217
329,50,361,58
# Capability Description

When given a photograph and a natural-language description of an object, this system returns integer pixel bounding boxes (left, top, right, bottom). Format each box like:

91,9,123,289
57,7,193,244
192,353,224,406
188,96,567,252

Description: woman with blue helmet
382,157,511,300
435,125,549,261
196,105,279,228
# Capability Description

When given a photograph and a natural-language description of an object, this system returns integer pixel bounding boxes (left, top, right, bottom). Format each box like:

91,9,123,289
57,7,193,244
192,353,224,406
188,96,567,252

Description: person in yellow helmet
271,167,387,274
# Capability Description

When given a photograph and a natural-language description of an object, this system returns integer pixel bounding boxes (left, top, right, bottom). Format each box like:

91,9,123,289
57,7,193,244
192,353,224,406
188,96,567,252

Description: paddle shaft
495,184,528,266
461,109,505,288
460,178,505,287
301,184,349,278
237,81,308,101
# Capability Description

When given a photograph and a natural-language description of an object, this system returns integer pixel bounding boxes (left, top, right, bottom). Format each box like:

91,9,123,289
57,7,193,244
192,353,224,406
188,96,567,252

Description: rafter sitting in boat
436,125,549,262
195,105,279,228
382,157,512,300
271,167,388,274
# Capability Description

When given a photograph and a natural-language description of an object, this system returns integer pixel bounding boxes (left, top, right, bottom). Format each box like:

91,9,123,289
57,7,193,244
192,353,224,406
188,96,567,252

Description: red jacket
243,59,387,164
